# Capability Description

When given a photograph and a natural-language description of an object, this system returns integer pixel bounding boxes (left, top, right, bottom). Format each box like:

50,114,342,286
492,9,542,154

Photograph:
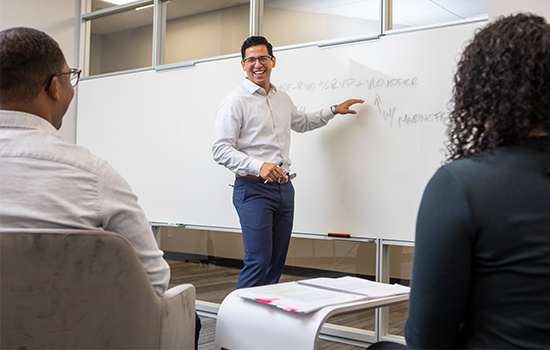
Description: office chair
0,228,195,349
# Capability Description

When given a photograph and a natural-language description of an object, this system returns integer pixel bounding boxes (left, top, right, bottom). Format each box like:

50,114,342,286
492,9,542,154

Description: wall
489,0,550,21
0,0,81,142
164,4,250,64
91,24,153,75
263,6,379,47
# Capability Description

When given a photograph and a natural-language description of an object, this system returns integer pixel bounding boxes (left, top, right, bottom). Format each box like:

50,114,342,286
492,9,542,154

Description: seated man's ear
45,77,61,101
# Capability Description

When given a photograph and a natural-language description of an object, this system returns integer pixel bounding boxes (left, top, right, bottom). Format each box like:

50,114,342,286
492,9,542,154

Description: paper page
238,282,367,313
297,276,410,298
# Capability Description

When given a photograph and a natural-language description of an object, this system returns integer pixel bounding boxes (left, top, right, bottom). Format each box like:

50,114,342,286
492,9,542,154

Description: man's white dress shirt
0,110,170,296
212,78,335,175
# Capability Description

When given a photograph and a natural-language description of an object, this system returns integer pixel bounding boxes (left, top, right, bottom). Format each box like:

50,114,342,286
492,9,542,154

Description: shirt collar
0,110,57,132
242,78,277,95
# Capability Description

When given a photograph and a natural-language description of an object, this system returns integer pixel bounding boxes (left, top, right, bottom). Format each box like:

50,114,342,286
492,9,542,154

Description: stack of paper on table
238,276,410,313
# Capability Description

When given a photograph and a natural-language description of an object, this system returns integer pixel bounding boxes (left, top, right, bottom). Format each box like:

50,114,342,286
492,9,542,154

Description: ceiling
90,0,488,35
264,0,488,27
393,0,488,27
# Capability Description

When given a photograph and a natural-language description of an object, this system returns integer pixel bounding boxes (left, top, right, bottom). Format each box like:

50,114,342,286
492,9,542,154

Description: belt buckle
277,177,287,184
278,173,296,184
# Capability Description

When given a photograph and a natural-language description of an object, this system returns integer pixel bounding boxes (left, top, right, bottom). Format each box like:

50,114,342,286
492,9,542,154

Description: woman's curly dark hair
446,13,550,162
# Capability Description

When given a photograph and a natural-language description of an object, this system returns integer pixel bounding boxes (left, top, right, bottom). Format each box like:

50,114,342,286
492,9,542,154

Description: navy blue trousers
233,176,295,289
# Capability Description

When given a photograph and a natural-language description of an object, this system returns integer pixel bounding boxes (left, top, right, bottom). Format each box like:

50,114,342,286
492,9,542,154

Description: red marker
328,233,351,238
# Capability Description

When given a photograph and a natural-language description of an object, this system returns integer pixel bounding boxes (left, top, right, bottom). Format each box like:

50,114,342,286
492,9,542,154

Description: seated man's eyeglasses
44,68,82,91
243,56,272,66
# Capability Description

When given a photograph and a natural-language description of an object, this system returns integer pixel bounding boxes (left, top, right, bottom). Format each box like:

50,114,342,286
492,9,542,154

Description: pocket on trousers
232,180,246,207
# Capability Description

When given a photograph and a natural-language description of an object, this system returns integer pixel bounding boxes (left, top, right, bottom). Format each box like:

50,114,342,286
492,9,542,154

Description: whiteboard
76,20,484,241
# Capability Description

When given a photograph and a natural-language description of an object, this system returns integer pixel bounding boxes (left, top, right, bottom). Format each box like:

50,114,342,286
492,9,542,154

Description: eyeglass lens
70,70,80,87
244,56,271,65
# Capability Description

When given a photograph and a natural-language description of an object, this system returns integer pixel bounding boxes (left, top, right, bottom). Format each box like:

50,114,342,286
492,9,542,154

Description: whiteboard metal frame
152,222,377,243
77,19,486,241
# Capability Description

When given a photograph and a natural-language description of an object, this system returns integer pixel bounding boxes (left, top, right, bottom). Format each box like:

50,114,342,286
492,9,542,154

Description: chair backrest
1,228,164,349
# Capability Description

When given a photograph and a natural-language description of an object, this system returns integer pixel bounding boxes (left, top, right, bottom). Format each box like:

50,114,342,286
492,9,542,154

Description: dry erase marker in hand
264,162,284,184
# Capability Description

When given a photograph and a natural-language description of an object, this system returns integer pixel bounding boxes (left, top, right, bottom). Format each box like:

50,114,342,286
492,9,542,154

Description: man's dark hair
0,27,66,104
446,13,550,162
241,36,274,59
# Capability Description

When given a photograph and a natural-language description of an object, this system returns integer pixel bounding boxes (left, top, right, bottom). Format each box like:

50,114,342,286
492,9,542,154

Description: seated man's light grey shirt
212,78,335,176
0,110,170,296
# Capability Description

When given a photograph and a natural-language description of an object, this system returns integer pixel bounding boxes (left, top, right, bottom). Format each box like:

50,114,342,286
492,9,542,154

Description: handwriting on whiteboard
373,94,449,128
279,76,449,128
278,77,418,93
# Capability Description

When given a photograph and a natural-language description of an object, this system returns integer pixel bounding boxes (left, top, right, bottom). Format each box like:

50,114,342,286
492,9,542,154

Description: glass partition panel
263,0,381,48
161,0,250,65
160,227,377,304
88,5,154,76
391,0,488,30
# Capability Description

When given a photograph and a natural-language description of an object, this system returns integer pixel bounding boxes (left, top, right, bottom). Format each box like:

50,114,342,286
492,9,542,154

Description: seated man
0,27,200,347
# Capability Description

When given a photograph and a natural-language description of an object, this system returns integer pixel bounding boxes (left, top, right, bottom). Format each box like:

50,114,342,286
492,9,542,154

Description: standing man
212,36,364,289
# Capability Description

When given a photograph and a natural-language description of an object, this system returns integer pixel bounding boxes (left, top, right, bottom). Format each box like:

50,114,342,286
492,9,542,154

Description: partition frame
376,238,415,344
79,0,486,79
79,0,386,78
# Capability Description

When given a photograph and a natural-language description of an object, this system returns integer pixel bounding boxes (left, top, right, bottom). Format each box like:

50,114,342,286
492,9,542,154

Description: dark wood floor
167,259,408,350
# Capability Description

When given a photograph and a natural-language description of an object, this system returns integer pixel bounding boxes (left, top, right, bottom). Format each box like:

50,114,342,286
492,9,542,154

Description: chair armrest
159,284,196,350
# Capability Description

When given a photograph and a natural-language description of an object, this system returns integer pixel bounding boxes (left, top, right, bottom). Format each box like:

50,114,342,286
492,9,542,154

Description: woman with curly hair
405,13,550,349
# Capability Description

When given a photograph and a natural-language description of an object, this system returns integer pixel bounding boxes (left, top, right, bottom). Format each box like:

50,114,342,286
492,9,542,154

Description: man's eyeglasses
44,68,82,91
243,56,272,66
